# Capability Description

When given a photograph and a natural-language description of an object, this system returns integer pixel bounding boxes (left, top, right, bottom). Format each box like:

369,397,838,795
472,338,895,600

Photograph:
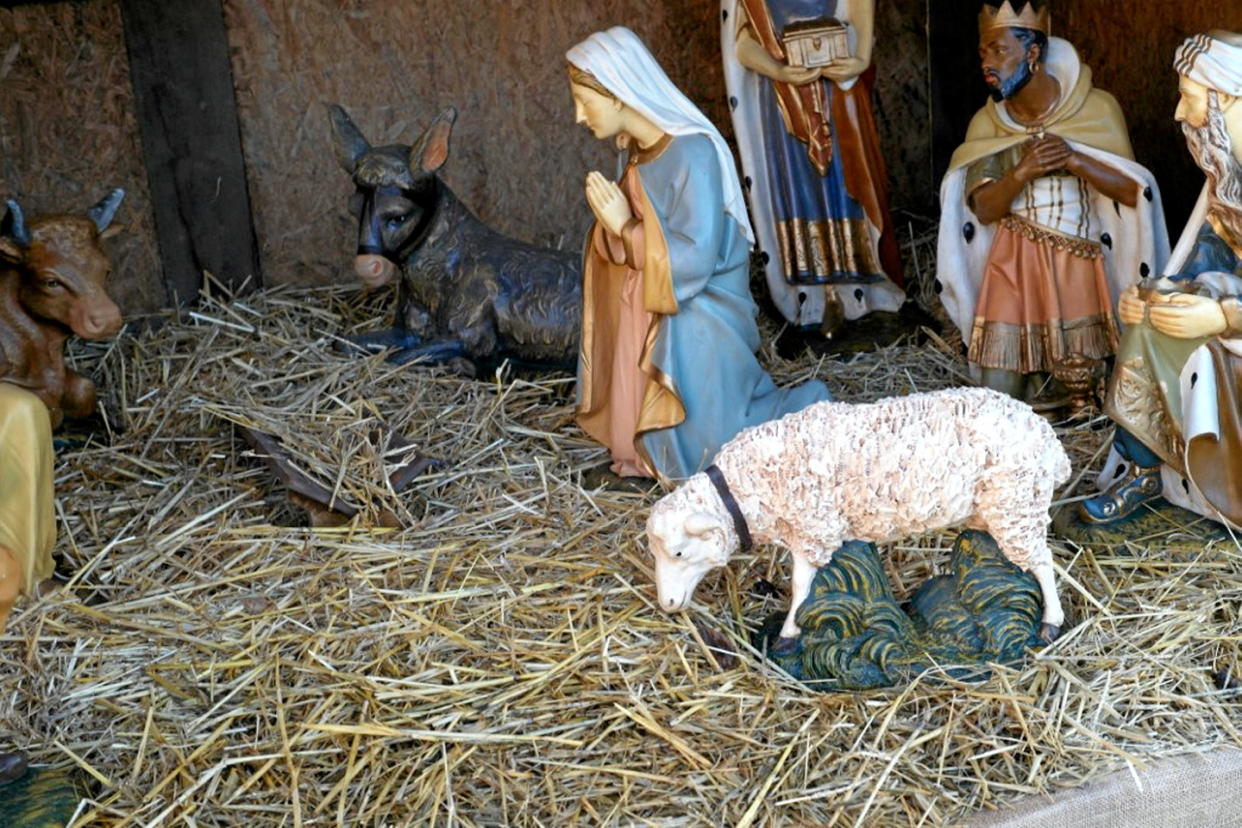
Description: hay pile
2,280,1239,826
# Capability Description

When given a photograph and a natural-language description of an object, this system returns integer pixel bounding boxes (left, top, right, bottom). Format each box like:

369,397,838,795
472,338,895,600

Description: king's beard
1183,90,1242,247
988,58,1034,103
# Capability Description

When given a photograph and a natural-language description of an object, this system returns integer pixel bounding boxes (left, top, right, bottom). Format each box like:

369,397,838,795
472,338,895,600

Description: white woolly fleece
651,387,1070,572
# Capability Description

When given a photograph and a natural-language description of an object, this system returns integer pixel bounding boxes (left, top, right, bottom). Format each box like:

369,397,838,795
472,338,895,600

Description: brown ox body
0,190,125,427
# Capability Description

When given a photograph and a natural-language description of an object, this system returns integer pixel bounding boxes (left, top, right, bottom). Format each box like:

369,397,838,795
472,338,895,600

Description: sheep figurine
645,387,1071,644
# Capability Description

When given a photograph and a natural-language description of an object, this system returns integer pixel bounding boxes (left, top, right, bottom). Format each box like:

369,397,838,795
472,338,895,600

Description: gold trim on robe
999,214,1104,260
774,216,883,282
966,222,1119,374
576,165,684,472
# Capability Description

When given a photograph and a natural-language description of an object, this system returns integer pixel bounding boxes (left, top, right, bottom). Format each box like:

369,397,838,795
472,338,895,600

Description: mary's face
571,82,624,140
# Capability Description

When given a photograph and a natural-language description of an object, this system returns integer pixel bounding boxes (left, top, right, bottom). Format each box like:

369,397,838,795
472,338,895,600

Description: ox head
646,499,734,614
0,190,125,340
328,104,456,290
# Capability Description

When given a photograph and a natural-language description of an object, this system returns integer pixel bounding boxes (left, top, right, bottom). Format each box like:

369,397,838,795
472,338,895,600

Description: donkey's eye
41,278,62,290
385,216,406,231
674,550,683,558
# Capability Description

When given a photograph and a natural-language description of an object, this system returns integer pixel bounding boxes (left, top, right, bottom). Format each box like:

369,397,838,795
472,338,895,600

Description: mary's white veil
567,26,755,245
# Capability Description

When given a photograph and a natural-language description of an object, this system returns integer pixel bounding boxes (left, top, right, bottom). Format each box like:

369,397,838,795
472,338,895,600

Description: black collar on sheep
705,465,753,553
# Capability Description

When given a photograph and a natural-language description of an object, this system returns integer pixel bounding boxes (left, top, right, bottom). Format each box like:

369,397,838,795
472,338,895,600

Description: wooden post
929,2,990,189
118,0,261,304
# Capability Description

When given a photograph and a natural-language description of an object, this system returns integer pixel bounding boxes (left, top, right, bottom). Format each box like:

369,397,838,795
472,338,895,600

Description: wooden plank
118,0,260,303
928,2,990,190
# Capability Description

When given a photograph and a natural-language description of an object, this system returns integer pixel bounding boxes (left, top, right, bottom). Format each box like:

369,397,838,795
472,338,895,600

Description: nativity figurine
0,190,125,630
646,387,1068,646
328,105,581,374
566,26,830,484
1081,30,1242,526
722,0,906,335
936,1,1168,402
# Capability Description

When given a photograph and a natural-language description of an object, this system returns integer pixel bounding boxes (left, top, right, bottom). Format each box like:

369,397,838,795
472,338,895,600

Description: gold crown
979,1,1050,35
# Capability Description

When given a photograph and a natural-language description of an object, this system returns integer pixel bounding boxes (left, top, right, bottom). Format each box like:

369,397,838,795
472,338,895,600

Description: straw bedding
2,257,1240,825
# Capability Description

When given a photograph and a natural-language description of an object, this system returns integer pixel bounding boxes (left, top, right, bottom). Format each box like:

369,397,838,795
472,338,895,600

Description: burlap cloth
970,747,1242,826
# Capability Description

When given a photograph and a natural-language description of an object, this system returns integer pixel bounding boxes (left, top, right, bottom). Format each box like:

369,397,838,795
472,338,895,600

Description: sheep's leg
1031,561,1064,643
780,554,818,639
977,471,1065,644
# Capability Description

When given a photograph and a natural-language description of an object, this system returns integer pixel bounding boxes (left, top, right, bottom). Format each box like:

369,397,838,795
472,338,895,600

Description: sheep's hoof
1038,622,1061,644
770,635,801,655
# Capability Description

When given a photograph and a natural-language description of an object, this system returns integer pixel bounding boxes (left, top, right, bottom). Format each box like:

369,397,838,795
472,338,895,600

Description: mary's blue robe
576,132,830,482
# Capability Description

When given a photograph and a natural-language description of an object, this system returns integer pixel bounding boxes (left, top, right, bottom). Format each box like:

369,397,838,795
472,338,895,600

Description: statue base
581,462,658,495
0,763,84,827
756,531,1046,691
1053,499,1228,548
774,302,938,361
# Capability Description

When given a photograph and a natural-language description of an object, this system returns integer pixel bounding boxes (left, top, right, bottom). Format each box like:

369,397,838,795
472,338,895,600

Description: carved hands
1117,285,1147,326
1015,134,1074,184
1148,292,1228,339
1018,133,1141,207
585,171,633,237
820,56,869,84
776,64,822,85
736,33,819,86
1120,285,1228,339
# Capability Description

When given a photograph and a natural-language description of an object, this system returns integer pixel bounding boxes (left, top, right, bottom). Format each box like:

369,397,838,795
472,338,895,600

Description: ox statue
328,104,582,373
0,190,126,428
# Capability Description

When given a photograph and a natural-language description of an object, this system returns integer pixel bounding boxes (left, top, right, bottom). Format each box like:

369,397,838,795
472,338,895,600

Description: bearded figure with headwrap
937,1,1168,401
567,27,830,484
1081,31,1242,526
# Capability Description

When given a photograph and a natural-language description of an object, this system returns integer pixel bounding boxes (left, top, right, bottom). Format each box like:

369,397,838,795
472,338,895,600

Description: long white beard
1183,90,1242,246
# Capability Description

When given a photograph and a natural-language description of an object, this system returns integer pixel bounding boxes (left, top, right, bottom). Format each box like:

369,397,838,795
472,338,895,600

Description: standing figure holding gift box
723,0,906,336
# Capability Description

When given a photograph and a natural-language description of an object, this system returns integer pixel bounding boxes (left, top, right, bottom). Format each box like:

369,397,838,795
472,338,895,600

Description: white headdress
567,26,755,244
1175,31,1242,98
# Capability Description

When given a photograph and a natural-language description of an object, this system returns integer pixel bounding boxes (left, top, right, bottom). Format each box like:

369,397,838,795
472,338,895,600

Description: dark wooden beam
119,0,260,303
929,2,990,189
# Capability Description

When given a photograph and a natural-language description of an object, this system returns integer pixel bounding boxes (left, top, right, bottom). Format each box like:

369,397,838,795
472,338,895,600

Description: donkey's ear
328,104,372,174
411,107,457,174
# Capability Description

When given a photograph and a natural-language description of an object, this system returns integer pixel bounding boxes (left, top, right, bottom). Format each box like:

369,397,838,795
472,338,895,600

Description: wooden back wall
0,0,1232,314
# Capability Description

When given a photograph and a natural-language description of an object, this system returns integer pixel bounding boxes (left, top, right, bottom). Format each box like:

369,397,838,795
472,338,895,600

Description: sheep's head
646,497,734,614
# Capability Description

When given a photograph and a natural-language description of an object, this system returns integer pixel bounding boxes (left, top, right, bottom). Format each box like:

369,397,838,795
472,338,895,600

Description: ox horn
683,511,725,538
1,198,31,248
327,104,372,174
88,188,126,234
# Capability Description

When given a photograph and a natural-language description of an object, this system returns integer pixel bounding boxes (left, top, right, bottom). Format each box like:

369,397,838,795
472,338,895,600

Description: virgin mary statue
567,26,830,483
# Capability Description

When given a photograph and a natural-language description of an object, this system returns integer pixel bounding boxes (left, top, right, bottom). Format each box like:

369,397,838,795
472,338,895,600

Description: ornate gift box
782,19,850,68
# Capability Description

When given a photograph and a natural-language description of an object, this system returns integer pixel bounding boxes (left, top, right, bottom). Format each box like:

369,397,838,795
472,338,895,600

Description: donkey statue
0,190,125,427
329,104,582,373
